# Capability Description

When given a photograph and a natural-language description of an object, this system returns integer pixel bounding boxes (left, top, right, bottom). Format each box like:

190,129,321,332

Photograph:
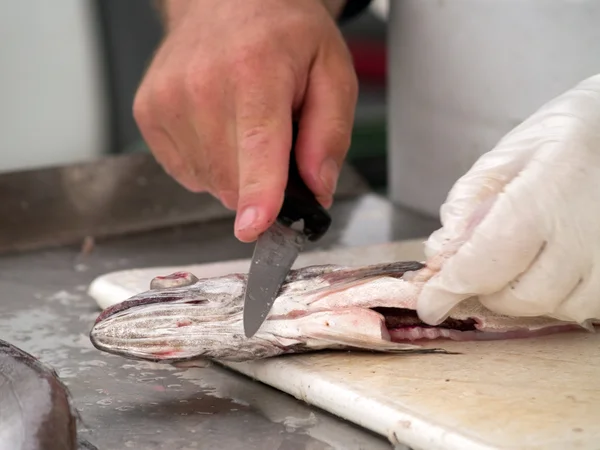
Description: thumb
294,44,358,209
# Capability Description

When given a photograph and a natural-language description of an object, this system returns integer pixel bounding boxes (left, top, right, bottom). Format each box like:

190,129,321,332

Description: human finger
233,68,295,242
294,41,358,208
417,173,546,325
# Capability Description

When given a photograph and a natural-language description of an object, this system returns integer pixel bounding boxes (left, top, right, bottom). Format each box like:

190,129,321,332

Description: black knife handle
277,122,332,242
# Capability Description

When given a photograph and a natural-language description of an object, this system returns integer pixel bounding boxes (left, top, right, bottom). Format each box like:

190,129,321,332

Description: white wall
0,0,108,173
386,0,600,217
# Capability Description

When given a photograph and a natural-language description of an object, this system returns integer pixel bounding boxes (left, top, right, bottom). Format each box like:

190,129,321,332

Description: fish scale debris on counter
88,260,599,364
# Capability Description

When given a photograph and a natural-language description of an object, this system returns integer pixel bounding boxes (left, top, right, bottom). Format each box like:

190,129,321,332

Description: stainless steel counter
0,192,440,450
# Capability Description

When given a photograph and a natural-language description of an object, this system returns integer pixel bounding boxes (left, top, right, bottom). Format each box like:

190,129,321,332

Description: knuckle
160,155,208,194
216,189,239,210
161,157,186,179
339,69,359,100
207,160,238,193
132,91,151,126
272,12,316,39
230,51,263,80
183,64,215,103
137,125,174,163
184,182,207,194
240,177,263,194
240,169,286,200
238,182,269,207
238,125,274,155
328,119,352,151
152,75,182,109
175,170,208,194
178,179,207,193
229,35,278,77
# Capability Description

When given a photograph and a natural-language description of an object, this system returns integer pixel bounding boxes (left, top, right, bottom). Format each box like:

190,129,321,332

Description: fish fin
282,261,424,299
322,261,425,285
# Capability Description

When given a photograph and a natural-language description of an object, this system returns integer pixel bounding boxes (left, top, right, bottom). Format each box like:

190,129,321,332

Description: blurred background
0,0,388,189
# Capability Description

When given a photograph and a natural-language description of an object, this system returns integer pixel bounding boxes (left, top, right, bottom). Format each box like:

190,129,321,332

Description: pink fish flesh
89,261,598,364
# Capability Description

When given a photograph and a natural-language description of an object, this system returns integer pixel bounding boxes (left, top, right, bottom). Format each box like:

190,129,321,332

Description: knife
242,122,332,338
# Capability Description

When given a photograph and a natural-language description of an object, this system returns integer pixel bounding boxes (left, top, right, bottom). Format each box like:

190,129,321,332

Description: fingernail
320,158,339,195
317,195,333,210
235,206,258,231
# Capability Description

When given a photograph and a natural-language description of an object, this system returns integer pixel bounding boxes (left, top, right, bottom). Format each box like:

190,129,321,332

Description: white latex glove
417,73,600,326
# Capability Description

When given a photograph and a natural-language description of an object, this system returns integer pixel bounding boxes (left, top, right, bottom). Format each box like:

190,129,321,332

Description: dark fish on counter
0,339,97,450
89,261,598,364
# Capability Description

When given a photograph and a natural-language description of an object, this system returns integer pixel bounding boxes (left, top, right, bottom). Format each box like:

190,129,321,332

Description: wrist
321,0,347,18
154,0,193,31
154,0,347,30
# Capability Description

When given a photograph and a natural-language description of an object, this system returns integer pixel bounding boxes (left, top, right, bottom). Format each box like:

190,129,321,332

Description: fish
89,261,598,365
0,339,97,450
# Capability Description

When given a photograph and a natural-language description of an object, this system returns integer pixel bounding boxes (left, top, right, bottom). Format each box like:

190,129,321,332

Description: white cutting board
88,239,600,450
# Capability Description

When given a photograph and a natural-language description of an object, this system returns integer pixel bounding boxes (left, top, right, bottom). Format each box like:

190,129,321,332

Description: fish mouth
90,292,213,362
89,300,211,363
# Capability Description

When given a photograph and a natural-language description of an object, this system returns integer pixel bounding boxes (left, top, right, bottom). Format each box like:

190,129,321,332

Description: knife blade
243,122,332,338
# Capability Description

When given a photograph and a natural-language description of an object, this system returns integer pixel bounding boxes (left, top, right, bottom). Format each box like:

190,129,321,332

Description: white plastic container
0,0,108,173
384,0,600,217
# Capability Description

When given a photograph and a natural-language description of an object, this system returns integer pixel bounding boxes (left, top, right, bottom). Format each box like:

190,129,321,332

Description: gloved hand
416,73,600,326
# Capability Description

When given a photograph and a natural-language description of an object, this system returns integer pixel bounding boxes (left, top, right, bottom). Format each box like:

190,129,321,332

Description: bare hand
133,0,358,242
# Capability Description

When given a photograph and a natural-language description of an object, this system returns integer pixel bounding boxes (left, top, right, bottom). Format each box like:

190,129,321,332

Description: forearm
153,0,191,31
321,0,347,18
154,0,349,30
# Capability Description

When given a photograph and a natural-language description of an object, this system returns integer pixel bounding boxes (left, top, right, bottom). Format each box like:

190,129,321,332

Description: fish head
89,271,256,364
